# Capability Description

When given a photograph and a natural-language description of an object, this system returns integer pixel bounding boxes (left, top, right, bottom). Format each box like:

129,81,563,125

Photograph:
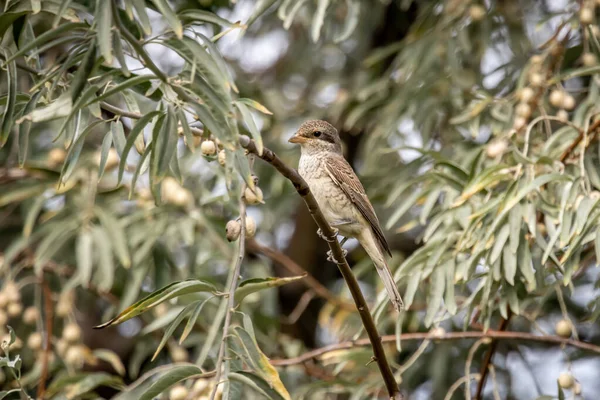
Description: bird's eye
314,131,322,137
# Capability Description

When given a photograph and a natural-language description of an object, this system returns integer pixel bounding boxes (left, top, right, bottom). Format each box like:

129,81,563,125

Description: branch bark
270,330,600,366
239,136,402,399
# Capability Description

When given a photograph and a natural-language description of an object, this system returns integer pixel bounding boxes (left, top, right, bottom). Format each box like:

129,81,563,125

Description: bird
289,120,403,312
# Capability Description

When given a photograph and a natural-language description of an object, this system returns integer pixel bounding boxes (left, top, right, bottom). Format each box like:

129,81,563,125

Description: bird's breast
298,154,362,236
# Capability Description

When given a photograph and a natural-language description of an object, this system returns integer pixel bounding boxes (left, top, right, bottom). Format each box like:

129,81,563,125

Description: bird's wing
324,154,392,257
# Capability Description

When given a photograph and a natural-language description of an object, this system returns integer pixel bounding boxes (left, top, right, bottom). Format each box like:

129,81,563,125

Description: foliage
0,0,599,399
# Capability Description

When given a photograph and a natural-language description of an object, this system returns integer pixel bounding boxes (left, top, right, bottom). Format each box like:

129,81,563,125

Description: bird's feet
317,228,338,242
327,249,348,264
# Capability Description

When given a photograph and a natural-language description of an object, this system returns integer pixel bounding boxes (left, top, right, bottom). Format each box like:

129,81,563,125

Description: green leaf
86,74,155,106
92,226,115,292
93,349,126,376
247,0,278,27
118,111,160,183
139,364,203,400
424,267,444,327
151,107,177,182
311,0,330,43
3,22,85,64
53,0,75,28
59,118,106,183
96,0,113,64
234,275,306,305
71,38,97,103
0,47,16,147
179,9,236,28
334,0,359,43
233,327,291,400
131,0,152,35
113,30,130,77
234,101,263,155
96,136,113,183
235,98,272,115
150,0,183,39
17,90,42,166
20,92,72,123
94,206,131,268
179,297,212,344
94,279,216,328
76,229,93,287
150,302,199,361
229,372,288,400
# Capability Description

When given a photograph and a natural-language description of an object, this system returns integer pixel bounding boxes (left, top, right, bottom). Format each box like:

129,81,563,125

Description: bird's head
288,120,342,154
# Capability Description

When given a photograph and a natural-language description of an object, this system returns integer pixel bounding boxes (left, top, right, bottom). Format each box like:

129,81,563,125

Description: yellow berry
549,89,565,107
555,319,573,338
48,148,67,166
169,385,188,400
226,220,241,242
556,109,569,122
244,187,263,205
580,7,594,25
171,346,188,363
562,94,576,110
574,382,582,395
217,150,227,166
7,302,22,317
469,5,486,21
64,345,85,366
245,216,257,238
486,139,507,158
95,148,120,170
513,117,527,131
27,333,43,351
582,52,597,67
4,282,20,303
0,311,7,326
518,87,535,103
23,307,38,325
558,372,574,389
200,140,216,156
529,72,544,87
516,102,532,118
62,322,81,343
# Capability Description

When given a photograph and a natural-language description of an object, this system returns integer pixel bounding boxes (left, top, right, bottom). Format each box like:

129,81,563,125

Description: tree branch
474,316,511,400
239,136,402,399
37,276,53,399
246,238,355,312
209,185,247,400
270,330,600,367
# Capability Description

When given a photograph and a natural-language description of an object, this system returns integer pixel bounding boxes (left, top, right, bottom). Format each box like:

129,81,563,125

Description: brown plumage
289,120,403,311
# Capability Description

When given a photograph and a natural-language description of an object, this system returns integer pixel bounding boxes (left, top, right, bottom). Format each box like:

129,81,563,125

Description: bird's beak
288,134,307,144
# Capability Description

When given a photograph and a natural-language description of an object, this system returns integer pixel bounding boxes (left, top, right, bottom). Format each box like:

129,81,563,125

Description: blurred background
0,0,599,399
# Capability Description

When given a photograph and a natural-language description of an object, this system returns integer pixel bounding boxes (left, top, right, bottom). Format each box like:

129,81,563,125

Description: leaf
92,226,115,292
72,38,97,103
179,9,236,28
0,47,16,147
424,267,445,327
247,0,278,27
97,134,113,180
118,111,160,183
233,327,291,400
86,74,155,106
444,259,457,315
229,372,288,400
53,0,75,28
151,107,177,182
20,92,72,123
93,349,126,376
59,118,105,183
139,364,203,400
94,206,131,268
234,101,263,155
235,98,272,115
179,296,212,344
150,0,182,39
150,301,200,362
62,373,123,398
17,90,42,166
96,0,113,64
403,270,422,309
76,229,93,287
502,245,516,285
1,22,86,65
334,0,359,43
94,279,216,328
234,275,306,305
311,0,330,43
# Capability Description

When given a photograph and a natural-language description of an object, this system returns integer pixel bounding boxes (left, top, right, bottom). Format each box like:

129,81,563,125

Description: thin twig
239,136,402,399
208,184,247,400
559,117,600,162
269,330,600,366
474,315,510,400
246,238,355,311
37,277,53,399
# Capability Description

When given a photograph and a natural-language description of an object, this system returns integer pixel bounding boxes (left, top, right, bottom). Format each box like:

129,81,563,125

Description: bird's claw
326,249,348,264
317,228,338,242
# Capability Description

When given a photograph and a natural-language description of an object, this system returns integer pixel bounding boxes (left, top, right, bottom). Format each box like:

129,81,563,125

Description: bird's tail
358,230,404,312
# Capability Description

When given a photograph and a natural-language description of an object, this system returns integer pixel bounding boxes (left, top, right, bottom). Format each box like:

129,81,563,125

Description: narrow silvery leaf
311,0,330,42
150,0,183,39
96,0,113,64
